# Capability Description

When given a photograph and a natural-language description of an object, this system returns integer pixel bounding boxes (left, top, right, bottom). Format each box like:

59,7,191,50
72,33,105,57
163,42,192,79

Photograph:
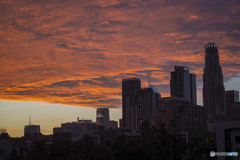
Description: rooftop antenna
148,70,150,87
29,115,31,125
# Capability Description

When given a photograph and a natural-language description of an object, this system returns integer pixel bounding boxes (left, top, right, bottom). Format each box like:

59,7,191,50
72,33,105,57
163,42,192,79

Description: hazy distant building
96,108,110,130
122,78,141,129
53,127,61,134
149,84,160,94
24,115,41,137
203,43,226,122
149,84,161,105
24,125,41,137
61,119,97,140
110,120,118,129
170,66,196,104
61,122,82,136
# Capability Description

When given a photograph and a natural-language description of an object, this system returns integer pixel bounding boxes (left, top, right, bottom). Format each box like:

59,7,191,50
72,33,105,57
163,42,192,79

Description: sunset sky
1,0,240,137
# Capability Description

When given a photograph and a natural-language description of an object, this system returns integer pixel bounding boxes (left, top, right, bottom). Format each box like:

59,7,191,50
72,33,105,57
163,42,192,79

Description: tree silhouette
25,140,50,160
71,134,115,160
112,121,186,160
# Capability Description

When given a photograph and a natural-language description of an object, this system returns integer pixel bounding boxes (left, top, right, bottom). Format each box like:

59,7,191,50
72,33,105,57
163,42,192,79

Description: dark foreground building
225,90,240,121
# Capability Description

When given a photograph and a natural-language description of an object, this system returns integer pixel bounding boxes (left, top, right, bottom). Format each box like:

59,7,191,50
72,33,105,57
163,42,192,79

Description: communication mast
29,115,31,125
0,125,6,134
148,70,151,86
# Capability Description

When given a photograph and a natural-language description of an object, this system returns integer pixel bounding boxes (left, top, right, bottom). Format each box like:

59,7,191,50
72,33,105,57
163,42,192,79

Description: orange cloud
189,15,199,19
0,0,240,108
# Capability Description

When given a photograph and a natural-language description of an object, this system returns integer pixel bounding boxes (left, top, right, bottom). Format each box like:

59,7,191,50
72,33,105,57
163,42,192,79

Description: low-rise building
150,97,206,145
110,120,118,129
24,125,41,137
207,121,240,160
60,119,99,141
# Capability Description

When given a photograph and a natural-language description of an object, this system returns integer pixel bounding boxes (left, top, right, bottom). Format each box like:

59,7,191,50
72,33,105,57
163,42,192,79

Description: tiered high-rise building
170,66,197,104
122,78,141,129
203,42,226,122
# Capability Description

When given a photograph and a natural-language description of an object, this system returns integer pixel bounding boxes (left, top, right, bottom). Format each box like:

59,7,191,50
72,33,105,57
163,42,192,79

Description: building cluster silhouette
1,43,240,160
119,42,240,159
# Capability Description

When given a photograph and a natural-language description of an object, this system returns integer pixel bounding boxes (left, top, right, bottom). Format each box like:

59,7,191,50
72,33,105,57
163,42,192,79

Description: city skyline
1,0,240,137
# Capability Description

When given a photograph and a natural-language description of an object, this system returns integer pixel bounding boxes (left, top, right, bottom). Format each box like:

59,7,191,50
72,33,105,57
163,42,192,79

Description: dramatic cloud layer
1,0,240,108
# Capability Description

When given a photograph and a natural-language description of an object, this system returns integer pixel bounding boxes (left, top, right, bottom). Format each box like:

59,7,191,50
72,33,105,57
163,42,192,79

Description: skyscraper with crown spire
203,42,226,122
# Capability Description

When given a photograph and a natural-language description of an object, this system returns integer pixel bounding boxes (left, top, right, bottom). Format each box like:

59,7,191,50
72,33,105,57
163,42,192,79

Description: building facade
61,119,97,140
150,97,205,130
110,120,118,129
226,90,240,121
130,88,159,131
122,78,141,129
203,43,226,123
226,90,239,109
208,121,240,160
150,97,206,144
123,87,160,131
170,66,197,104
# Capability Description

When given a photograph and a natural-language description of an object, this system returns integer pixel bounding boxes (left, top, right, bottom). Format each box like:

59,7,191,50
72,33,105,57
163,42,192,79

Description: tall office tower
203,42,226,122
122,78,141,129
170,66,197,104
96,108,110,130
131,88,159,131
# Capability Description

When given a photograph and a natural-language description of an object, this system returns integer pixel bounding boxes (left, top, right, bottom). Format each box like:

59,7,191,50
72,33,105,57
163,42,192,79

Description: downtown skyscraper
203,42,226,122
96,108,110,130
122,78,141,129
170,66,197,104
